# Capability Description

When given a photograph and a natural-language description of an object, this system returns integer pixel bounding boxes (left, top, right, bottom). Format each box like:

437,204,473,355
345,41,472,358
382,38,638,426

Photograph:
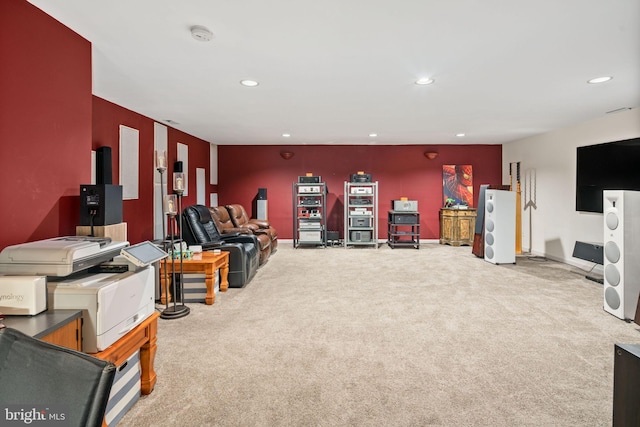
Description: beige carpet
119,243,639,427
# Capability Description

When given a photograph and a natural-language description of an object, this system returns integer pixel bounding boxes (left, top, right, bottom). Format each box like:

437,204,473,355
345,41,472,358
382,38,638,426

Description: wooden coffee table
160,251,229,305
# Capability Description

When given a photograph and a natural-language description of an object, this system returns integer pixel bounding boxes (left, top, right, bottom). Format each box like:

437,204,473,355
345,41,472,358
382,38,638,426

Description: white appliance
0,237,127,276
484,189,516,264
603,190,640,320
47,266,155,353
0,276,47,315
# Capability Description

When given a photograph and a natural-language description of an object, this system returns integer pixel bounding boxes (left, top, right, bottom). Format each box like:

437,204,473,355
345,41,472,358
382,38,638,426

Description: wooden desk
3,309,83,351
160,251,229,305
89,311,159,396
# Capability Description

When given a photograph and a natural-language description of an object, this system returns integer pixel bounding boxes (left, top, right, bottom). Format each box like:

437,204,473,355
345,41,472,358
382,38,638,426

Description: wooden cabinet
439,208,477,246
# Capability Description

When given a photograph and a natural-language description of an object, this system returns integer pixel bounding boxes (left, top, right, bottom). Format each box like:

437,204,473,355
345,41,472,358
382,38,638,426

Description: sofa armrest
249,219,271,229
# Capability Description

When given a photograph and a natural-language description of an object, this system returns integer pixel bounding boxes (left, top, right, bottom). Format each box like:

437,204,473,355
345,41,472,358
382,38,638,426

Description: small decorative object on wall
442,165,473,207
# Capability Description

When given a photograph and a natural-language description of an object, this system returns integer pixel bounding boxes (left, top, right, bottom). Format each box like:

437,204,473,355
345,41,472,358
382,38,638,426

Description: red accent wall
0,0,92,250
218,145,502,240
92,97,216,244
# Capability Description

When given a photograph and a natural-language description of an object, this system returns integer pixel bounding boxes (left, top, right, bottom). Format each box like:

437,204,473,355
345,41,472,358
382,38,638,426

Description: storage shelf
344,181,378,248
387,210,420,249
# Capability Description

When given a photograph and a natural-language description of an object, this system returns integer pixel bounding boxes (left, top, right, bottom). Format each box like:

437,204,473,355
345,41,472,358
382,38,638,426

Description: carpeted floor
119,243,640,426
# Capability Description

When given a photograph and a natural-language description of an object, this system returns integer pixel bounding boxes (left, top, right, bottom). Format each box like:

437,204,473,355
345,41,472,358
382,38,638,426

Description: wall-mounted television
576,137,640,213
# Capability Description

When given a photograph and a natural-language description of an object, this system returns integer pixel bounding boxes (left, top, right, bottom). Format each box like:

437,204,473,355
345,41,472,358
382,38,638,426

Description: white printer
47,267,155,353
0,237,165,353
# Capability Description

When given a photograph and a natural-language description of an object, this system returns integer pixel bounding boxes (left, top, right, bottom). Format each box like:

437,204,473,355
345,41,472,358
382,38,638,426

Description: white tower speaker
484,189,516,264
603,190,640,320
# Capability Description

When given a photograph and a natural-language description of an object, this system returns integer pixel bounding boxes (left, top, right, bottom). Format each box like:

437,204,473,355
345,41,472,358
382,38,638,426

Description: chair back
210,206,236,233
0,328,116,427
226,204,251,227
182,205,223,245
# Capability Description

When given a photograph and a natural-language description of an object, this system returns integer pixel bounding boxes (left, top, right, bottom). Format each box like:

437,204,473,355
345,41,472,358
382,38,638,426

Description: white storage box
105,351,141,426
0,276,47,315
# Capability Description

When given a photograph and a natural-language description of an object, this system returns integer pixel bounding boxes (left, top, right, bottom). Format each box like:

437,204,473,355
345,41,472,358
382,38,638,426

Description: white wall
502,107,640,269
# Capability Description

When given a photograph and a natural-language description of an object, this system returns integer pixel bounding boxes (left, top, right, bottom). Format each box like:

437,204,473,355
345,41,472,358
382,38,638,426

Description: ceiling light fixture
280,151,295,160
240,80,259,87
190,25,214,42
415,77,435,85
587,76,612,84
282,133,291,138
369,133,377,137
456,133,465,137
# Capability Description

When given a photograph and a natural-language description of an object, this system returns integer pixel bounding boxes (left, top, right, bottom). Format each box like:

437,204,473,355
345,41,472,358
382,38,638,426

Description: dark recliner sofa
181,204,259,288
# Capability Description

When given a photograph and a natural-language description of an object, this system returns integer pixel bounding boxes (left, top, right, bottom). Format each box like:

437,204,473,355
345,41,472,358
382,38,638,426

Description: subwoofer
484,189,516,265
603,190,640,320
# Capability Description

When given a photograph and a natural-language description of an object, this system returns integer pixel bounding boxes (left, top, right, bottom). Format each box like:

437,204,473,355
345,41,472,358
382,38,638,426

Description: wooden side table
439,208,477,246
160,251,229,305
90,311,159,396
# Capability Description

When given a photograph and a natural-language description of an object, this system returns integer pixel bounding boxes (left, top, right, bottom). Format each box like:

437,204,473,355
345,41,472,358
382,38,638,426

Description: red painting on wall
442,165,473,207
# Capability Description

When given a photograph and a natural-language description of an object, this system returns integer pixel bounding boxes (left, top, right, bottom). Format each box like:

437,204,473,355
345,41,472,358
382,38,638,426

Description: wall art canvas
442,165,473,207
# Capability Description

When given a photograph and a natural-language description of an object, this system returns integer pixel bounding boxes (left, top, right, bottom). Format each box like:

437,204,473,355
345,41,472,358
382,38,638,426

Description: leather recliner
181,204,259,288
226,204,278,253
210,206,271,266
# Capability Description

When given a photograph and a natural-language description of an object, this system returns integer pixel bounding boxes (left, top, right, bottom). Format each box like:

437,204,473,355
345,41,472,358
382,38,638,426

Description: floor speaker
484,189,516,264
603,190,640,320
96,146,113,185
613,343,640,426
79,184,123,226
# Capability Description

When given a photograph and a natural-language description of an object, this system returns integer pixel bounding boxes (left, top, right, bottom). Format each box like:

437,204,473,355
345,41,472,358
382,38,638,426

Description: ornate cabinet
439,208,477,246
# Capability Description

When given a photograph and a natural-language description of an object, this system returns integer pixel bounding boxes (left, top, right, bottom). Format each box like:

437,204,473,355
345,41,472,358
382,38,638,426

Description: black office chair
182,204,260,287
0,328,116,427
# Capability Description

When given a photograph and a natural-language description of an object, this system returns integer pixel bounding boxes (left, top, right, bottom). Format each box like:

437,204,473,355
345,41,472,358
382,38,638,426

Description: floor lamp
160,193,189,319
155,151,169,303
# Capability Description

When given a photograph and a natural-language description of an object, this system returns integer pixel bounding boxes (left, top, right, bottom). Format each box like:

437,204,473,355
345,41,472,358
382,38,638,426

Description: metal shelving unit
293,182,327,248
344,181,378,248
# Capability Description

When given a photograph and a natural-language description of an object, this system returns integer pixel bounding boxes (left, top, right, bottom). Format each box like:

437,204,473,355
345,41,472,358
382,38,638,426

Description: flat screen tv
576,137,640,213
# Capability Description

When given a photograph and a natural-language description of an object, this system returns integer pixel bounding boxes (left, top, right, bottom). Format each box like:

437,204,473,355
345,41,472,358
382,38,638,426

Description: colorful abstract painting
442,165,473,207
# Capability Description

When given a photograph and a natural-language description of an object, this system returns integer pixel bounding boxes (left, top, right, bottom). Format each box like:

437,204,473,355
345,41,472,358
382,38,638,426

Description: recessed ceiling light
369,133,377,137
240,80,259,87
190,25,214,42
282,133,291,138
415,78,435,85
587,76,612,84
456,133,465,137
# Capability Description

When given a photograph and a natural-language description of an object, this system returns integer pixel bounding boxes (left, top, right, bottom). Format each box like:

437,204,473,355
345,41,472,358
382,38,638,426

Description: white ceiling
28,0,640,146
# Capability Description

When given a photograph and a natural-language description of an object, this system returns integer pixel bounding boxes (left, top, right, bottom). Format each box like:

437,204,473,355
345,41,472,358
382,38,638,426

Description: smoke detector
191,26,214,42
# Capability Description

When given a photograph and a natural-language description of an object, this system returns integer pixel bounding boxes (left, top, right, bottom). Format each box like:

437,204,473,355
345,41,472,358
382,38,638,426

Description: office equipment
47,266,155,353
0,236,128,276
0,276,47,315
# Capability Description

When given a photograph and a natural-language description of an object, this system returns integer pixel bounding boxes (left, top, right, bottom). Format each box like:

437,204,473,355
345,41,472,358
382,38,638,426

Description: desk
160,251,229,305
3,309,83,351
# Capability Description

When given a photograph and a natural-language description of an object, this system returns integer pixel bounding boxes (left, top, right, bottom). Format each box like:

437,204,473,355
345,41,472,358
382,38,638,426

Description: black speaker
174,161,183,173
613,344,640,426
257,188,267,200
96,146,112,185
79,184,123,226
